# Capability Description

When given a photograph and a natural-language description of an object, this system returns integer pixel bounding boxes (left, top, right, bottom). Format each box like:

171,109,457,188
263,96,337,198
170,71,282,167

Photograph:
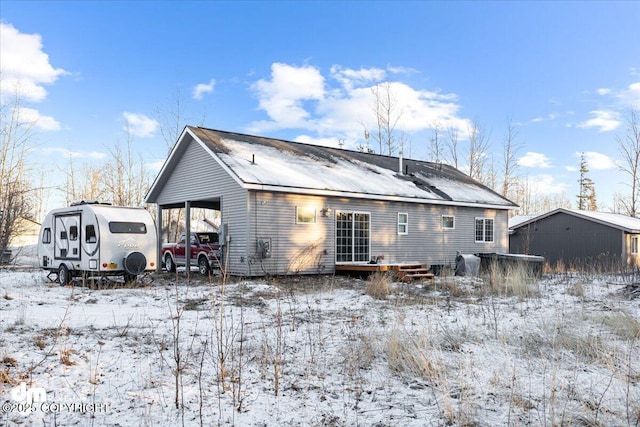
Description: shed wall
509,212,623,267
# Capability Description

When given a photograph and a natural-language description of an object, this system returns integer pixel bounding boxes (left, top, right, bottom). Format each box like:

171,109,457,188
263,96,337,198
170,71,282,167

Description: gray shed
509,208,640,269
145,126,518,276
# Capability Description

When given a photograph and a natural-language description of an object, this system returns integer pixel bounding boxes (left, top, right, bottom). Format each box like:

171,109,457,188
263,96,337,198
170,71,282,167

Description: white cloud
578,151,617,170
251,63,326,129
618,82,640,108
249,62,470,147
0,23,67,102
193,78,216,100
531,113,558,123
596,88,612,96
330,65,386,90
577,110,621,132
15,107,61,131
40,147,106,159
524,174,568,195
518,152,552,169
123,112,159,138
145,159,165,172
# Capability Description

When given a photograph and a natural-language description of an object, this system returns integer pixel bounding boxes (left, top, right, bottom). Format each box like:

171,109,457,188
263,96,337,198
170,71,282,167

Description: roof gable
147,126,518,209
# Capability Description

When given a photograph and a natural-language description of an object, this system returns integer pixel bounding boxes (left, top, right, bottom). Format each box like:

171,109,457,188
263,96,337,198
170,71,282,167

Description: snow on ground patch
1,269,639,426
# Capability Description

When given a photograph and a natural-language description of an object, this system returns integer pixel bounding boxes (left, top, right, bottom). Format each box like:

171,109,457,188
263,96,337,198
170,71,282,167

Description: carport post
185,201,191,280
156,205,162,273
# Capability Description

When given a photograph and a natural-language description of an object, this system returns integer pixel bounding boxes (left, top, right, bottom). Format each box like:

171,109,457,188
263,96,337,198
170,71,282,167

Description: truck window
70,225,78,241
86,225,97,243
109,222,147,234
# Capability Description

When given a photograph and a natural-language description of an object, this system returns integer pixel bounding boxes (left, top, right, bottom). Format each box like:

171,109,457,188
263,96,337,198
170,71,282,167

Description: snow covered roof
509,208,640,233
149,126,518,209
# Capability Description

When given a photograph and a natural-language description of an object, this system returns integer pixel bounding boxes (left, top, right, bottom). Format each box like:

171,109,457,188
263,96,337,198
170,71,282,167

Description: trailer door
54,214,81,260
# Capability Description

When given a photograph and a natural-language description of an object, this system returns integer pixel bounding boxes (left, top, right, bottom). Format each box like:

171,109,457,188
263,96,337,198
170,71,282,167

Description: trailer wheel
59,264,71,286
165,254,176,272
198,256,210,276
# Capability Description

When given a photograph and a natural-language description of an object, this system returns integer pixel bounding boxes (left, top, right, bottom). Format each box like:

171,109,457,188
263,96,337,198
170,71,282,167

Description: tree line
1,81,639,256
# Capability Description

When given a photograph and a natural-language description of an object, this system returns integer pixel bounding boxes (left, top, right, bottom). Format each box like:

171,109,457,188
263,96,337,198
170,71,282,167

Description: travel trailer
38,201,157,285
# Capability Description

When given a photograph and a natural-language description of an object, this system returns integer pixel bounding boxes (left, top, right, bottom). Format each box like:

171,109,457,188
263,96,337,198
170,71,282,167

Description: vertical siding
509,212,623,267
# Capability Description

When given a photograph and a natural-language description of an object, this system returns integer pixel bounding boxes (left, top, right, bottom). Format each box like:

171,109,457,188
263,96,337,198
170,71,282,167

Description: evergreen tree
577,153,597,210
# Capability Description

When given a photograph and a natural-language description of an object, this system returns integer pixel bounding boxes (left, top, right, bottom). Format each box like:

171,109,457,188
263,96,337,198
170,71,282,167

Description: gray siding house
509,208,640,268
145,126,517,276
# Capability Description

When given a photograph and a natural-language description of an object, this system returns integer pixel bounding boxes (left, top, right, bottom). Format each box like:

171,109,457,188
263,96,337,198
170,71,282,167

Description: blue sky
1,1,639,212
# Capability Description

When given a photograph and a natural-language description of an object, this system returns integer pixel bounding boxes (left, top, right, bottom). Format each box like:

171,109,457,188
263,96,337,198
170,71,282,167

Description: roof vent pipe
398,151,403,174
252,154,255,164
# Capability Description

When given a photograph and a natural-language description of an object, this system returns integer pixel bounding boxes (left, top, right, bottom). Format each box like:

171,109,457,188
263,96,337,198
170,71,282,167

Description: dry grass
384,327,446,385
365,272,392,300
600,310,640,340
60,348,77,366
484,262,540,299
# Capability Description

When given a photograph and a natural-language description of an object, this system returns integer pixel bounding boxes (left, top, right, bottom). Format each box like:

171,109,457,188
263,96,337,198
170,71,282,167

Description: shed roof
509,208,640,233
146,126,518,209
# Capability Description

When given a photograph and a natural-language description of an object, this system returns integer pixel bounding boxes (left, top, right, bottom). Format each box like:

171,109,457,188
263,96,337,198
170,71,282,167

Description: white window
397,213,408,235
475,218,494,242
632,236,639,254
442,215,455,230
296,207,317,224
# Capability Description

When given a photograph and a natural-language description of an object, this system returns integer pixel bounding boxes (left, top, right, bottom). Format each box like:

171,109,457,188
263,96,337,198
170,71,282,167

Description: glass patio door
336,211,370,263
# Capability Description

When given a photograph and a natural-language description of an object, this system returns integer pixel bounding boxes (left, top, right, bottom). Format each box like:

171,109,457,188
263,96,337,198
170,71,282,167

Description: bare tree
429,122,442,162
445,126,460,169
501,118,522,200
467,119,491,183
103,120,149,207
370,82,403,156
0,85,37,255
62,156,110,204
617,107,640,217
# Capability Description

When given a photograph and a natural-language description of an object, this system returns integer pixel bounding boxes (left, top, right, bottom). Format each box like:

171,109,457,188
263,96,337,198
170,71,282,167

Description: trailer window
42,228,51,244
69,225,78,241
109,222,147,234
86,225,97,243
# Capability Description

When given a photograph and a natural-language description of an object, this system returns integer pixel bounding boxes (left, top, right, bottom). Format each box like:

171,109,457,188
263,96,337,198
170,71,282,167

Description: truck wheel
123,273,137,283
165,254,176,272
59,264,71,286
198,256,210,276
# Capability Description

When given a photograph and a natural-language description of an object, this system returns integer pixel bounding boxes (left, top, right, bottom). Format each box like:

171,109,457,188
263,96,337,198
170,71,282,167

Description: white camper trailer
38,201,157,285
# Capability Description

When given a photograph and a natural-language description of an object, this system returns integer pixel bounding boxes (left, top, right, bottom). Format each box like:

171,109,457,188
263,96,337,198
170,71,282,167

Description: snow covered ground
1,268,639,426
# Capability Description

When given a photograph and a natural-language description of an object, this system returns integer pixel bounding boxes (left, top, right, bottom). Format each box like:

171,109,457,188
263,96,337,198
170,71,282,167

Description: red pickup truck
162,232,221,275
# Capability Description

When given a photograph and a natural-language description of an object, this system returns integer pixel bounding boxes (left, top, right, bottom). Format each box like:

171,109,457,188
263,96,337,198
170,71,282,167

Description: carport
152,198,221,278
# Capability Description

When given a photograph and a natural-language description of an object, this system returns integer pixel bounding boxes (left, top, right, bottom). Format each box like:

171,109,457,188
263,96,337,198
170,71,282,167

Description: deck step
394,264,435,282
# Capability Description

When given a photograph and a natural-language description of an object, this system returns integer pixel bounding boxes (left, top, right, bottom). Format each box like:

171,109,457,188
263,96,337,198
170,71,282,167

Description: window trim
397,212,408,235
442,215,455,230
335,210,371,263
475,217,494,243
632,236,639,254
296,207,317,224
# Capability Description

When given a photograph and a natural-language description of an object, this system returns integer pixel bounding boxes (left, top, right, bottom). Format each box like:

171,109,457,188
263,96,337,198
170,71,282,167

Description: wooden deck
335,262,435,282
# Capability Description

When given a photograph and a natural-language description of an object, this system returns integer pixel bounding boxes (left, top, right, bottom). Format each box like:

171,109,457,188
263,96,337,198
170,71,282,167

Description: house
509,208,640,268
145,126,518,276
4,216,40,266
